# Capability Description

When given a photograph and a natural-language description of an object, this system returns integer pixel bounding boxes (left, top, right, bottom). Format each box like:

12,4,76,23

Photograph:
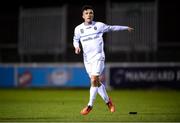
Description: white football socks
98,83,109,103
88,86,98,107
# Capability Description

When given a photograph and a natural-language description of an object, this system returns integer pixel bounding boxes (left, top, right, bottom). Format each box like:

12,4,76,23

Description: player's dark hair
81,5,94,13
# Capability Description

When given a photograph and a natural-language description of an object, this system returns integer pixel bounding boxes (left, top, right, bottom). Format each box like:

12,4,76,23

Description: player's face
82,9,94,24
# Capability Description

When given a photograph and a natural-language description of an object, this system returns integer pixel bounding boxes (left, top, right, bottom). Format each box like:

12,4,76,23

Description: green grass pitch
0,88,180,122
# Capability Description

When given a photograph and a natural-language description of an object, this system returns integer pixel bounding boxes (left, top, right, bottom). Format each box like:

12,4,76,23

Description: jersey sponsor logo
82,37,93,42
82,35,100,42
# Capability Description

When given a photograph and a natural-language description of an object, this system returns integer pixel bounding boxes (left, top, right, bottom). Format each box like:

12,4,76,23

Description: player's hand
75,47,81,54
128,27,134,32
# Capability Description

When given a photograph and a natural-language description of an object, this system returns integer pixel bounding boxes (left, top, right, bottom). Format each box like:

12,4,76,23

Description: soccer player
73,5,134,115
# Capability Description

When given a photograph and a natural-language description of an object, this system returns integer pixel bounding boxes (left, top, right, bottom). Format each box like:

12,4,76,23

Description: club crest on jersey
80,29,84,33
94,26,97,30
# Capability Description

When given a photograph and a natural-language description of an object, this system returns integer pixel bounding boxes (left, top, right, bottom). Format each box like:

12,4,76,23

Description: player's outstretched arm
127,27,134,32
75,47,81,54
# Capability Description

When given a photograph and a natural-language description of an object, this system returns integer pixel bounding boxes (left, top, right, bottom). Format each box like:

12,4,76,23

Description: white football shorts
84,60,105,77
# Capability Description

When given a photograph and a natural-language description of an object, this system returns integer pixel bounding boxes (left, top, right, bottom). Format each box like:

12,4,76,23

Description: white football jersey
73,21,129,63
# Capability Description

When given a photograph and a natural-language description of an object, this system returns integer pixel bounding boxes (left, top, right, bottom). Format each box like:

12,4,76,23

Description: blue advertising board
0,66,14,87
110,65,180,89
17,66,90,87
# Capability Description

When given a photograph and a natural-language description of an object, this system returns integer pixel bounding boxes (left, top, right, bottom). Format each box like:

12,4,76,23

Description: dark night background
0,0,179,63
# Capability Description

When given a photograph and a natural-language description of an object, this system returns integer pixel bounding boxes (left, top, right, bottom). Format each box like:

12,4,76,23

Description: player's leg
80,60,115,115
80,75,99,115
80,61,101,115
96,60,115,112
80,62,97,115
87,75,100,106
96,62,109,103
88,60,115,112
